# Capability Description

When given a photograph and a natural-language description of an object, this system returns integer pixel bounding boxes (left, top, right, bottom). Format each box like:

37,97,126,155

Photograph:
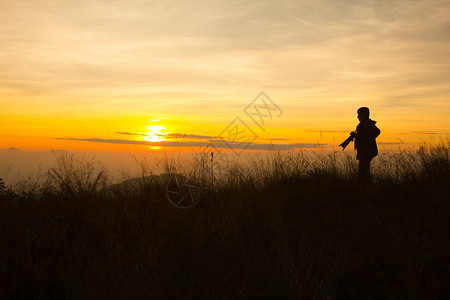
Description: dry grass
0,141,449,299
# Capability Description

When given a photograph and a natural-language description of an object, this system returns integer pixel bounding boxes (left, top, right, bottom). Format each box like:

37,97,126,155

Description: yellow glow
143,125,167,142
1,1,449,153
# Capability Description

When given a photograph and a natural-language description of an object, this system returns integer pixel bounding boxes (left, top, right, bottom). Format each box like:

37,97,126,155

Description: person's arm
339,131,356,150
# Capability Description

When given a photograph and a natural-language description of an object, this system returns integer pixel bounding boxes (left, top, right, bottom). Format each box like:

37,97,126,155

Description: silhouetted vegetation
1,141,449,299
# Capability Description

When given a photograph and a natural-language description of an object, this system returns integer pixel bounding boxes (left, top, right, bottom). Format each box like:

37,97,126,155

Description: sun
143,125,167,142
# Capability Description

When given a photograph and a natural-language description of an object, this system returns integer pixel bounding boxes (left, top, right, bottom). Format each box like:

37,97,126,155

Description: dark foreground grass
1,142,449,299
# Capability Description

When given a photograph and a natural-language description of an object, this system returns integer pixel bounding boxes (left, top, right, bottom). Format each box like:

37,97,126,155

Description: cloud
115,131,146,136
261,138,291,141
397,131,450,136
164,133,219,140
304,129,349,133
3,0,449,102
115,131,220,140
377,142,405,145
54,137,325,150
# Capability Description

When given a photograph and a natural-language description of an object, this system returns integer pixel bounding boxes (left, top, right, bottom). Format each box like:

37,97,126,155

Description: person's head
357,107,370,121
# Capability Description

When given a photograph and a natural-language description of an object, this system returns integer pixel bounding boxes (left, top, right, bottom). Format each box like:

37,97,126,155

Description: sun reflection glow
143,125,167,142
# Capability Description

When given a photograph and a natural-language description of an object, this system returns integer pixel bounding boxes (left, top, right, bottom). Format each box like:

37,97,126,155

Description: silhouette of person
340,107,380,184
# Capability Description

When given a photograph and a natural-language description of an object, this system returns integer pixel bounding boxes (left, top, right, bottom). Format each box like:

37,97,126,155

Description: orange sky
1,0,449,154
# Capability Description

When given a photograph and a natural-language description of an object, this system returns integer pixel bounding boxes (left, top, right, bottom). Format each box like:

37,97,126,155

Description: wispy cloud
3,0,449,104
55,137,325,150
261,138,291,141
304,129,349,133
396,131,450,136
115,132,146,136
377,142,406,145
115,131,220,140
164,133,219,140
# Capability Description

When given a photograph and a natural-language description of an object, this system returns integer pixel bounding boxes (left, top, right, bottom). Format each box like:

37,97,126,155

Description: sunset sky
1,0,449,153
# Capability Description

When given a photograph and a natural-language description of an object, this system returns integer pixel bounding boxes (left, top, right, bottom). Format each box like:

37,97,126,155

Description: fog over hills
1,149,130,184
0,148,193,185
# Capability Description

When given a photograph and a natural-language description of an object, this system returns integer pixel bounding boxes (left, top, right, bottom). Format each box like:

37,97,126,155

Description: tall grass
47,153,109,198
0,141,449,299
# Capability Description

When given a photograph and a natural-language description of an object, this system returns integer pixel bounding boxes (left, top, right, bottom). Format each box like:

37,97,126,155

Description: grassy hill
1,141,449,299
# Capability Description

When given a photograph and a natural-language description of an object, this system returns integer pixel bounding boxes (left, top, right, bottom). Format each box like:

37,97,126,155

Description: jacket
354,119,380,160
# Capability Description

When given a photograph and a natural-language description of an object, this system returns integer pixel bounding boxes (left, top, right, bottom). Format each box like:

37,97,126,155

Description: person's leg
358,157,372,185
366,158,372,184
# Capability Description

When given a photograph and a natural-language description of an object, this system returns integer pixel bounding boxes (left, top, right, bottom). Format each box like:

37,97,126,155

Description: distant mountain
109,173,190,191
